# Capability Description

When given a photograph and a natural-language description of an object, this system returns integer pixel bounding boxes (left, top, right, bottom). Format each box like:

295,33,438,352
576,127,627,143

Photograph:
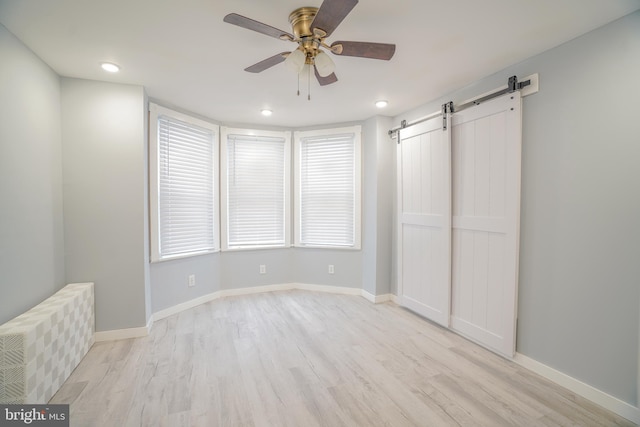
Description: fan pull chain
297,72,300,96
308,64,311,101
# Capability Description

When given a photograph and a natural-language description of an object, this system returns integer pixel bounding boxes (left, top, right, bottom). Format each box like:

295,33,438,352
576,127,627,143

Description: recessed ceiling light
100,62,120,73
261,109,273,117
375,100,388,108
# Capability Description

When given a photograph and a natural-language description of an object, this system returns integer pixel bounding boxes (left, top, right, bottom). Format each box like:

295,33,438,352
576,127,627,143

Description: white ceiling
1,0,638,127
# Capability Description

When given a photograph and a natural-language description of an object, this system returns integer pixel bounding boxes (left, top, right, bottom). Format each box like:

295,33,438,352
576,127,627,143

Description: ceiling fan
223,0,395,88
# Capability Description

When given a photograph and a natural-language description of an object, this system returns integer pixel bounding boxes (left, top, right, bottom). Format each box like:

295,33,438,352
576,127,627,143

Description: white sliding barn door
450,92,522,357
397,116,451,327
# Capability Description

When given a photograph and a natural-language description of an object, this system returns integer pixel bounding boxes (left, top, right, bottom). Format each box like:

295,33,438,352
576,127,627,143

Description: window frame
220,127,291,251
149,102,220,262
293,125,362,250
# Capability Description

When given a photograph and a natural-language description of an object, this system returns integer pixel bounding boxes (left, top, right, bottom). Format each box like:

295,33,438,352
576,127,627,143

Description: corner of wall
0,23,66,324
61,78,149,332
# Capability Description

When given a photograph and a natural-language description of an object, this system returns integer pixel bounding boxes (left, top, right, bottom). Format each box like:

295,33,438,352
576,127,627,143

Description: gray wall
374,117,394,296
0,24,65,324
150,254,221,312
362,116,394,296
392,10,640,406
150,245,367,314
61,78,149,331
362,117,378,296
291,248,363,288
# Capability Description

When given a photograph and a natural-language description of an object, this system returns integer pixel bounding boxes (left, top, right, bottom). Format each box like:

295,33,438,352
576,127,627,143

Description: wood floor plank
49,290,637,427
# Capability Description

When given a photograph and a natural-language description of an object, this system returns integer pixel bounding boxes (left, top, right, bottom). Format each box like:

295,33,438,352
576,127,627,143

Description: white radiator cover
0,282,94,404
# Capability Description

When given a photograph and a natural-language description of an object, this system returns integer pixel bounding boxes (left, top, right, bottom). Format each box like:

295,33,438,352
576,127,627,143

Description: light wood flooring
50,290,636,426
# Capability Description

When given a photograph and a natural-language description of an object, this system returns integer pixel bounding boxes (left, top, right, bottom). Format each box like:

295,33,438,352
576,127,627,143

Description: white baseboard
361,291,394,303
94,326,149,342
514,353,640,424
295,283,362,296
151,289,236,322
94,316,153,342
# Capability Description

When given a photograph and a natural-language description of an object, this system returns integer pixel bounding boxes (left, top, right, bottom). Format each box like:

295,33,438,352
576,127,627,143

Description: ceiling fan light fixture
375,100,388,108
284,49,306,73
224,0,396,88
314,51,335,77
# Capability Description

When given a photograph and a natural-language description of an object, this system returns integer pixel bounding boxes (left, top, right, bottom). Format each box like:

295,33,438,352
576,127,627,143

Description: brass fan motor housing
288,7,318,38
288,7,323,61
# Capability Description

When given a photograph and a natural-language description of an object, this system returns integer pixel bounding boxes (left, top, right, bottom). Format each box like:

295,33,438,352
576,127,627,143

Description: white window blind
224,132,288,248
295,126,361,248
150,103,219,261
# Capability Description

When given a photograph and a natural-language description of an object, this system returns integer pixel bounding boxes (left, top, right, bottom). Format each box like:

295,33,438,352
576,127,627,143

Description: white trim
390,294,401,304
219,283,296,296
373,293,393,303
294,283,362,296
146,314,154,332
361,290,376,303
95,325,149,342
361,291,393,304
520,73,539,97
94,315,153,342
514,353,640,424
151,291,225,322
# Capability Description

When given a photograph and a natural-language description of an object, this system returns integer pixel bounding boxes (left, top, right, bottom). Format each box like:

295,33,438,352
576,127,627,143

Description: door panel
397,116,451,326
450,92,522,357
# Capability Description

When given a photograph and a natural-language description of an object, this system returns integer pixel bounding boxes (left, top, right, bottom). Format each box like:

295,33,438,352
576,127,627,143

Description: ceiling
1,0,638,127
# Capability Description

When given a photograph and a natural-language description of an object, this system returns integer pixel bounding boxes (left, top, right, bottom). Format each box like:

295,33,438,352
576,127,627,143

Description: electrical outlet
188,274,196,287
328,264,334,274
259,265,266,274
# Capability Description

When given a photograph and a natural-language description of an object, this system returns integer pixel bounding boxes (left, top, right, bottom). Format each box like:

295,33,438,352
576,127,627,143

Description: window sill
222,244,291,252
150,249,219,264
293,244,361,251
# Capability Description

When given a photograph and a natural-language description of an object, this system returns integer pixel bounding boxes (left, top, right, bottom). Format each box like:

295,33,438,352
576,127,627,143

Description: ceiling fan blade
223,13,294,41
330,41,396,60
311,0,358,38
314,65,338,86
244,52,289,73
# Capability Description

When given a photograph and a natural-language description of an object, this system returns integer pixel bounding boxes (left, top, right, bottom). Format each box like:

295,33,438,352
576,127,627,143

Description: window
149,103,219,261
294,126,361,249
221,128,291,249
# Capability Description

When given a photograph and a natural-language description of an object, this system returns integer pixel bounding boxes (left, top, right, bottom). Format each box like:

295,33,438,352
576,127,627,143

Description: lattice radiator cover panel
0,282,94,404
